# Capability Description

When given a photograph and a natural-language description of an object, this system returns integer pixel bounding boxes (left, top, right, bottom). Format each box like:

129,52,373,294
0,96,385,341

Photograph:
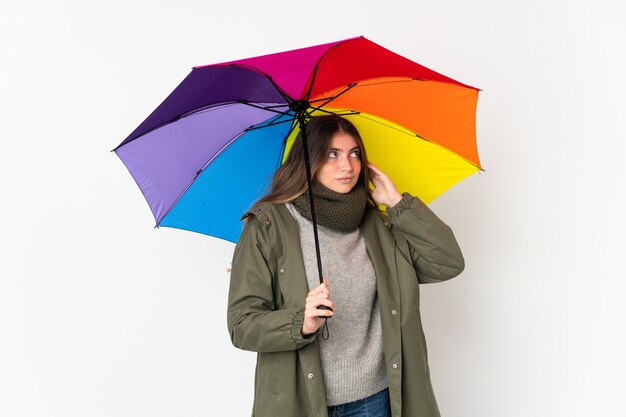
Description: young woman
227,115,465,417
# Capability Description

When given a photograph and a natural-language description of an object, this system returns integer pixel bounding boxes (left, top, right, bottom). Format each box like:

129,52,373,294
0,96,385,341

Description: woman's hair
251,114,376,209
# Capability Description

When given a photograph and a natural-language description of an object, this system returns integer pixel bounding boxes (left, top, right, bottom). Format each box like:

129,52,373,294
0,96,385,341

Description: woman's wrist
301,327,316,337
386,192,403,208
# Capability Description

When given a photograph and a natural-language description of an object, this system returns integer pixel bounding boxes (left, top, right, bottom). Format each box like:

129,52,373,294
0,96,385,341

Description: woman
227,115,465,417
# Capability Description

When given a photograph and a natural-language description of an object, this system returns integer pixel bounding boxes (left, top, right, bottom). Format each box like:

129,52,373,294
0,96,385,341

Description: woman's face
316,131,362,194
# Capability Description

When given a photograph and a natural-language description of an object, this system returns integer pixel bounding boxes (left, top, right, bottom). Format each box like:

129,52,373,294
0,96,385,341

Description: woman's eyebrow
329,147,360,152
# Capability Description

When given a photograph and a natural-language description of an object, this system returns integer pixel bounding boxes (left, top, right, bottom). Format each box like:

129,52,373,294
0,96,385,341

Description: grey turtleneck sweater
286,204,387,406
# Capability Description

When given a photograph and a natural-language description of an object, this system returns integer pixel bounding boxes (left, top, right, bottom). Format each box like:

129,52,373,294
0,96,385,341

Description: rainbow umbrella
114,36,481,244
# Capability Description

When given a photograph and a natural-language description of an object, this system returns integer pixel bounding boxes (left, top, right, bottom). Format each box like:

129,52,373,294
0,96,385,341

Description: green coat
227,193,464,417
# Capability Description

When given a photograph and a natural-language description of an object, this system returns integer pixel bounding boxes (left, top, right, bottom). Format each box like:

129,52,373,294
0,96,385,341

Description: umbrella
114,36,481,253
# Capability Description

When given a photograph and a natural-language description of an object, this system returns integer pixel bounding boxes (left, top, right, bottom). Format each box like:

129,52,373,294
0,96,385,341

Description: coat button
279,268,285,274
265,220,271,226
392,363,398,369
307,373,314,379
383,221,389,226
391,309,397,315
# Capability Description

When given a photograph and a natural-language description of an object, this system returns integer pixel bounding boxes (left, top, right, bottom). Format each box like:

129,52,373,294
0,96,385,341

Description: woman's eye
350,150,360,159
328,151,337,158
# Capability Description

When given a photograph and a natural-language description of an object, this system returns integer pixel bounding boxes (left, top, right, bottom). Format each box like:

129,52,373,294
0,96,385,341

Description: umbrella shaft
299,116,325,285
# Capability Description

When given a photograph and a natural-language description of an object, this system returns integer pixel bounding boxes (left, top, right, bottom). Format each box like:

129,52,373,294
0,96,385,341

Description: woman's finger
305,306,334,317
369,164,391,184
307,289,330,301
367,162,381,173
304,296,335,312
306,296,334,311
305,304,334,318
310,298,335,310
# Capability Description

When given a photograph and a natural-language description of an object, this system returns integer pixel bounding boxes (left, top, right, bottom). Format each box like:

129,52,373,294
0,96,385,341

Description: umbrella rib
350,78,418,88
275,119,300,170
305,79,424,117
301,39,352,101
244,117,294,132
355,113,423,138
218,63,295,103
306,107,360,117
263,103,296,109
355,113,483,170
237,101,291,116
309,83,357,109
113,103,244,151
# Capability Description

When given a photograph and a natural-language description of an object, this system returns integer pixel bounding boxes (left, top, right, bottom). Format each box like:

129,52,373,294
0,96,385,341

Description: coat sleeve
227,217,317,353
386,193,465,283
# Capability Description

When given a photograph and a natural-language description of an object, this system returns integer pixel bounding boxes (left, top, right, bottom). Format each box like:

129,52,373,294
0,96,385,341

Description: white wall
1,0,624,416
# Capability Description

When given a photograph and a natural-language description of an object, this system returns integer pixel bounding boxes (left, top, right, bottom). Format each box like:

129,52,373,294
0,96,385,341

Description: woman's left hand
368,163,403,208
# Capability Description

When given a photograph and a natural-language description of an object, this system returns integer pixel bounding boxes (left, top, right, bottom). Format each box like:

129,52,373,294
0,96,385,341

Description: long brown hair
251,115,376,210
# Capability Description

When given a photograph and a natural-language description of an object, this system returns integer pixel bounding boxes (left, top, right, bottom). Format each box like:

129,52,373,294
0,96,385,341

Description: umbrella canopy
114,36,481,243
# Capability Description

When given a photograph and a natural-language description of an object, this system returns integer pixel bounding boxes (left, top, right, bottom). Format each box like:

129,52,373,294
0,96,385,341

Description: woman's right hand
302,277,335,336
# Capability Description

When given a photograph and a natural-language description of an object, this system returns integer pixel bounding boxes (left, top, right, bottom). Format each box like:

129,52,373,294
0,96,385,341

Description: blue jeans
327,388,391,417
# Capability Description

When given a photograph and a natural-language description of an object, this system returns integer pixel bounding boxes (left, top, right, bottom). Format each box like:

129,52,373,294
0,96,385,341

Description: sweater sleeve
386,193,465,283
227,217,317,353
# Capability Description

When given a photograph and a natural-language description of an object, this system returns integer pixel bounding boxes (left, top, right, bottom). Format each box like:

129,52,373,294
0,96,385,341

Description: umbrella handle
317,305,333,312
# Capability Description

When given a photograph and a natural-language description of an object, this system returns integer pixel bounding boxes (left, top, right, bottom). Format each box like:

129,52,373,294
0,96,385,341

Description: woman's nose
339,156,353,171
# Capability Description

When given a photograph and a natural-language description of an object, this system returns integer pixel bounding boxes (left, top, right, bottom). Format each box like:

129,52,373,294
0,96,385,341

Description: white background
1,0,625,416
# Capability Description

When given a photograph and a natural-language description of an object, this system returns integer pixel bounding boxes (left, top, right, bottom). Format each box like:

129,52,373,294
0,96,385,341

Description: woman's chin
331,184,356,194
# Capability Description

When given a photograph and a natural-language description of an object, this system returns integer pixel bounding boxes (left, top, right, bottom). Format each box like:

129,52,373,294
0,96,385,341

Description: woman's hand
368,163,402,208
302,277,335,336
